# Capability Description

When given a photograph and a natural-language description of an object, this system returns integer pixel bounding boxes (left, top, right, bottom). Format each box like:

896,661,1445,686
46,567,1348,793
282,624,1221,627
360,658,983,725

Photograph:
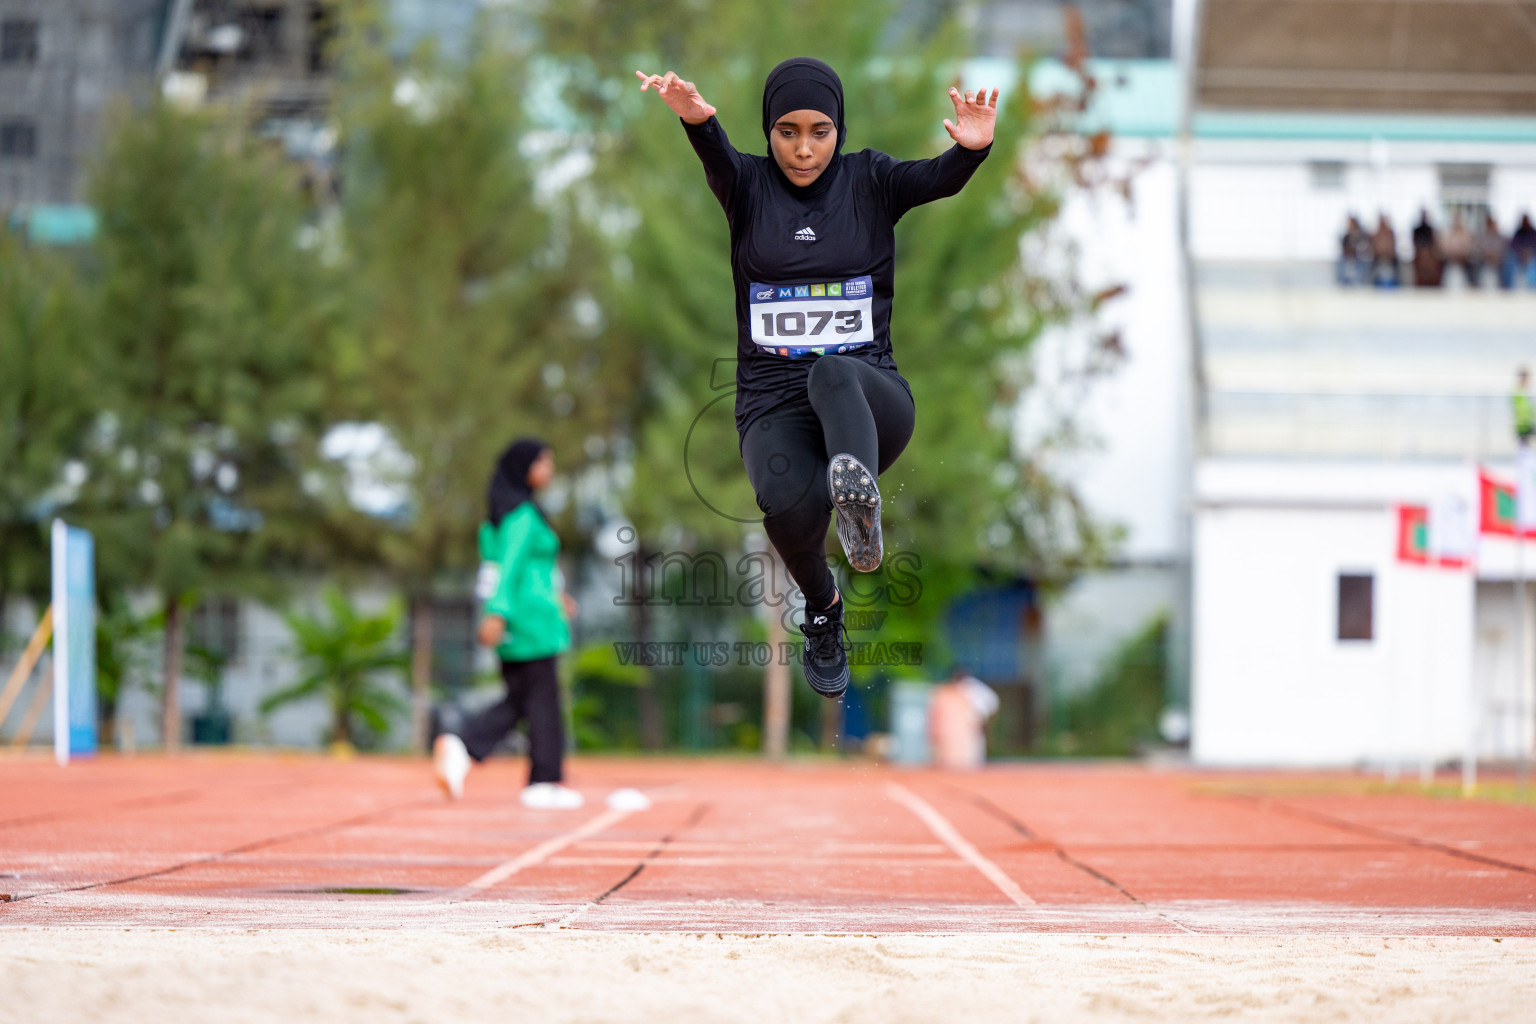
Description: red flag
1479,469,1535,538
1396,505,1429,564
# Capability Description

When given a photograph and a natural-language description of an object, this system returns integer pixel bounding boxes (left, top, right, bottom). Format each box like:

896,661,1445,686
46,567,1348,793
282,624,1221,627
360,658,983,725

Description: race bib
748,276,875,358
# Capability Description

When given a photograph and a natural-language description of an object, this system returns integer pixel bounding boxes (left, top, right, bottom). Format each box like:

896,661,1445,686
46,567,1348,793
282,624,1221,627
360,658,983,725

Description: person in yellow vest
433,438,582,809
1515,367,1534,446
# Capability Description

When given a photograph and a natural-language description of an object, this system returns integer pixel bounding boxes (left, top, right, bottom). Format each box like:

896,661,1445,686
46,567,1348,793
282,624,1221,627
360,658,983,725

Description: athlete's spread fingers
989,87,1000,107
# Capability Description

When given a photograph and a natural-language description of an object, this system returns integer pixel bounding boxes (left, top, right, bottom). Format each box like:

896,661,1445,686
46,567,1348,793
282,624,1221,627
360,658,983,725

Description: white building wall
1055,148,1191,563
1030,139,1191,703
1192,503,1474,766
1472,581,1536,761
1189,139,1536,263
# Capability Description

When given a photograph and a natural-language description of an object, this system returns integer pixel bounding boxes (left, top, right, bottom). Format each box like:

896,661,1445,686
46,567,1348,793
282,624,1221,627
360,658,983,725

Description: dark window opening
1337,574,1374,642
411,596,477,693
0,19,39,64
0,120,36,159
188,597,242,660
1309,161,1345,191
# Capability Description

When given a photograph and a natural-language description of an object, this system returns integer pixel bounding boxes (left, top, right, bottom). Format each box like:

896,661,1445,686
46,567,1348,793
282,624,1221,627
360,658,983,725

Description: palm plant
262,588,408,748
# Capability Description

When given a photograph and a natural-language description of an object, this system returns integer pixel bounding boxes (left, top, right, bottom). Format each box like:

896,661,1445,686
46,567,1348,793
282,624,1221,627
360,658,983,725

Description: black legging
740,356,916,610
458,655,564,784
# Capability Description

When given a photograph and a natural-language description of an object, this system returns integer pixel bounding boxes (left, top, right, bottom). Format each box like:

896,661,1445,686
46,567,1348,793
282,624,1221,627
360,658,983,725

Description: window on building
188,597,242,660
0,18,39,65
1439,164,1490,230
1308,161,1345,191
1336,574,1374,642
410,596,477,693
0,120,36,159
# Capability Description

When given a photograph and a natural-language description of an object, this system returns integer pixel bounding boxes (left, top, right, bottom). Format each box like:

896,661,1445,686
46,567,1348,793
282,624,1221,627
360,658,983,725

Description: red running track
1,754,1534,935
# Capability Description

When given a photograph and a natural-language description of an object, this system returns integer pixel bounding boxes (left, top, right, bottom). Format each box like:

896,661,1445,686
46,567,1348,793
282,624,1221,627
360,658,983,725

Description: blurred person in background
1514,367,1534,447
1481,213,1511,288
1510,214,1536,288
1441,212,1479,288
1371,213,1400,287
635,60,997,700
1411,208,1443,287
433,439,583,810
929,665,1000,770
1336,213,1371,286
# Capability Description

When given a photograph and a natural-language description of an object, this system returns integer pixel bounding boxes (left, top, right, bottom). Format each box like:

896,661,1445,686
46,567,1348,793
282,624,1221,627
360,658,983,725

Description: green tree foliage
261,588,408,748
73,100,340,747
329,5,614,739
1047,611,1168,757
0,237,92,632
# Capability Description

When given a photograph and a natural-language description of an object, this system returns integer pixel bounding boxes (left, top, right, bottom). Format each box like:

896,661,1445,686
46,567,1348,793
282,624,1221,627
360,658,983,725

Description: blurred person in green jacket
433,438,583,809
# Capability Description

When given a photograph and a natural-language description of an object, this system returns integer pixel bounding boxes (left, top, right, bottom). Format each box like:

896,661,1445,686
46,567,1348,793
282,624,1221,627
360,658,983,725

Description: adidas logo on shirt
794,226,817,242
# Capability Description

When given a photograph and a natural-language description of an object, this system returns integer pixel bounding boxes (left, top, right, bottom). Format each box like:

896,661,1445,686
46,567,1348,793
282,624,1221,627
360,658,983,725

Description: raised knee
807,354,859,396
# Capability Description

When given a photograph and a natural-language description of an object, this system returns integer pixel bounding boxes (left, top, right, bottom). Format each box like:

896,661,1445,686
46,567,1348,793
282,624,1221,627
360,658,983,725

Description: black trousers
458,656,564,784
740,356,916,610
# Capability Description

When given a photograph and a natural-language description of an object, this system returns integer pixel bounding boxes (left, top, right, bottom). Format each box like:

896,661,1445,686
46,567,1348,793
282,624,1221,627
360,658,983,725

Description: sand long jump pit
3,755,1535,1021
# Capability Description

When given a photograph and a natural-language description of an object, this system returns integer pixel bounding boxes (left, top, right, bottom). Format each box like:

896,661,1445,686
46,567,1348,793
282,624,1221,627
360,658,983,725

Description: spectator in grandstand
1481,213,1511,288
1411,208,1443,287
1336,214,1371,286
1441,212,1479,288
1370,213,1400,287
1510,213,1536,288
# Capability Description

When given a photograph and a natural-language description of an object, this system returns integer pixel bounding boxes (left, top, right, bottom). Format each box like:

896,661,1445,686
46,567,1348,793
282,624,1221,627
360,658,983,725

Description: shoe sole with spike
829,454,883,572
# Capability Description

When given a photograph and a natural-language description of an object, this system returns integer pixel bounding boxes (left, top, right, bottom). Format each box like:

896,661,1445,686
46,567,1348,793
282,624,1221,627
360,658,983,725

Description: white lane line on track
886,783,1036,907
442,808,633,903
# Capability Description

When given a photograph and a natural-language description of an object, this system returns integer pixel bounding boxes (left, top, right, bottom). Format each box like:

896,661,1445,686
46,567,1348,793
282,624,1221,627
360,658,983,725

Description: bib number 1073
760,309,863,338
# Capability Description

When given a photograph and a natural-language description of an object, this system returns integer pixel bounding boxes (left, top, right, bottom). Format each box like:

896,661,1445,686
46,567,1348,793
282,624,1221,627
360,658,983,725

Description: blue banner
52,520,97,763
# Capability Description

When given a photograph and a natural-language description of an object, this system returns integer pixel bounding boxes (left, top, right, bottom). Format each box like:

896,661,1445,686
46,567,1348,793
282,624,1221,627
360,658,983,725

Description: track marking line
947,784,1199,935
442,808,633,903
547,856,968,868
553,801,712,929
0,795,441,905
886,783,1036,907
1237,795,1536,878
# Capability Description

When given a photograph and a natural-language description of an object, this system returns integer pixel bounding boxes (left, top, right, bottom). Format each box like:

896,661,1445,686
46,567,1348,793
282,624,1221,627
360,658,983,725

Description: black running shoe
829,453,882,572
800,597,850,699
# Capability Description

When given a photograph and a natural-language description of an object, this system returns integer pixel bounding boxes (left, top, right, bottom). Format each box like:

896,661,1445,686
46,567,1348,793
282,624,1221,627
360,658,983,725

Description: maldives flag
1398,499,1473,569
1397,505,1430,564
1479,470,1529,537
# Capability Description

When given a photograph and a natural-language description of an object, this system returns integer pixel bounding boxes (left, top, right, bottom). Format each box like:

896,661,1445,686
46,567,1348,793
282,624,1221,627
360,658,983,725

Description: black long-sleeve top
682,116,990,439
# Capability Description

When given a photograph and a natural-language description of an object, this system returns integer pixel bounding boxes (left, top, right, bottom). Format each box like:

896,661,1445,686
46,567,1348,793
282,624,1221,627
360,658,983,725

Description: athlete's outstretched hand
636,70,716,126
944,86,1000,151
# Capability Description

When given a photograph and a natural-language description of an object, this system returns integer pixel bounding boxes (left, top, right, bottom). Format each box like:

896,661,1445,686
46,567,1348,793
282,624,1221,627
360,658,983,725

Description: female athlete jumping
637,58,998,698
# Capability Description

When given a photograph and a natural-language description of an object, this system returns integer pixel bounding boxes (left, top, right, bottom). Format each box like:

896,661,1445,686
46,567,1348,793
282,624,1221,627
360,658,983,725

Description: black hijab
487,437,549,527
761,57,846,199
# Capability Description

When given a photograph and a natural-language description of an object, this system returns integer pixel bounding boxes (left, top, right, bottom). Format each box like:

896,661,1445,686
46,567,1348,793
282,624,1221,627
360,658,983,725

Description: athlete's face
770,110,837,187
527,450,555,490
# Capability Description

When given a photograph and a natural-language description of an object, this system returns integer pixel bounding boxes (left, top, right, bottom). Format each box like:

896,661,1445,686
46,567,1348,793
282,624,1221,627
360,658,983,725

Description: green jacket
1515,392,1534,438
477,503,570,662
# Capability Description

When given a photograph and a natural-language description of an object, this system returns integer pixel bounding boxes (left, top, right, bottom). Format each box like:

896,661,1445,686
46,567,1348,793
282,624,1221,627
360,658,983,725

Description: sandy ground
3,930,1534,1024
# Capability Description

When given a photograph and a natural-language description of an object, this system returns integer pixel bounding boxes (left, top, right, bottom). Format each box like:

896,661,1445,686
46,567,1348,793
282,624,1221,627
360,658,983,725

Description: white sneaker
433,734,471,800
520,782,585,810
606,787,651,811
